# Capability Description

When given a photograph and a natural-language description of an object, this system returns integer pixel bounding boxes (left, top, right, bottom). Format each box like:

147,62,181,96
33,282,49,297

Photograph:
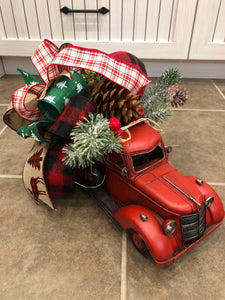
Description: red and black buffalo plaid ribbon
43,142,75,195
49,95,95,140
110,51,147,76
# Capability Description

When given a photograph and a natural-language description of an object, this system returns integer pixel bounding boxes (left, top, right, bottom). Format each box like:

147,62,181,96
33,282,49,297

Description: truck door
105,152,130,205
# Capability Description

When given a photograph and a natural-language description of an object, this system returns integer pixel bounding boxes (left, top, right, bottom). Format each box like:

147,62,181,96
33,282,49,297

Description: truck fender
114,205,177,263
186,176,225,226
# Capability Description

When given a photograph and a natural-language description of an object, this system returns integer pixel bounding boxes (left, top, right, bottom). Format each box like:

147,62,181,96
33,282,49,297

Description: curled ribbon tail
12,83,46,121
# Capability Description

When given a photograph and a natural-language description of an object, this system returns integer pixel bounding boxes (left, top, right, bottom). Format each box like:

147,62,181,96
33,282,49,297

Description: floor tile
0,127,33,175
161,110,225,182
144,78,225,110
1,75,225,300
210,185,225,206
213,79,225,97
0,75,24,104
177,79,225,109
0,106,8,131
0,179,122,300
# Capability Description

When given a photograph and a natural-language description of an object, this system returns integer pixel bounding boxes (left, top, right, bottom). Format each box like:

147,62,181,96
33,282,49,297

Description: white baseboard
1,56,225,79
2,56,38,76
0,57,5,77
144,60,225,79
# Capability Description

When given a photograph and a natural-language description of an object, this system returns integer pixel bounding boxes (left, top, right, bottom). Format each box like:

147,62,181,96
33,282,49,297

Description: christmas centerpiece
4,39,223,268
5,39,178,208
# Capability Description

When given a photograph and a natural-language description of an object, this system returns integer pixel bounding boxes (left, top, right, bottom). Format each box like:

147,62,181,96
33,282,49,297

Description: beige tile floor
0,76,225,300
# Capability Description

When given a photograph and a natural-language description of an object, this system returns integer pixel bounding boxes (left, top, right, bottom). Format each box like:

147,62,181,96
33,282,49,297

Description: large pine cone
165,84,188,107
90,77,142,124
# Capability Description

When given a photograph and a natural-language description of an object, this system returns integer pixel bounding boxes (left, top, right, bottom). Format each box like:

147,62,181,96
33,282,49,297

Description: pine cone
90,77,142,124
165,84,188,107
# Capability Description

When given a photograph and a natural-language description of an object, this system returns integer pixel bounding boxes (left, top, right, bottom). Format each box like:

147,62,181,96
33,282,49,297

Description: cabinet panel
189,0,225,60
0,0,197,60
0,0,17,38
23,0,41,40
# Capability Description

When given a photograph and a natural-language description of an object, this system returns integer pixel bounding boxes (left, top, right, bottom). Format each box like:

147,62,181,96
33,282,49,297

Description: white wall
2,56,225,79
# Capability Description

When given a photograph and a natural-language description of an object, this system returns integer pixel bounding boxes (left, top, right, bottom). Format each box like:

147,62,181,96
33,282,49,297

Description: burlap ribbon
23,136,54,209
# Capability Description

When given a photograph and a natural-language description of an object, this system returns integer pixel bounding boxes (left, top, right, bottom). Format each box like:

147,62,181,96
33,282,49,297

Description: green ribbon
17,70,87,142
17,120,52,143
17,68,44,85
37,70,87,123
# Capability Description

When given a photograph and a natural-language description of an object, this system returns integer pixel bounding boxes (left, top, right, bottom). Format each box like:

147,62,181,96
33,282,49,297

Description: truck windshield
132,143,164,172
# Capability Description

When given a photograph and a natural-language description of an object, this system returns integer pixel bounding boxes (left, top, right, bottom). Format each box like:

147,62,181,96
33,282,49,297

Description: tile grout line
0,125,7,136
208,182,225,186
211,80,225,100
121,231,127,300
0,174,22,178
171,108,225,112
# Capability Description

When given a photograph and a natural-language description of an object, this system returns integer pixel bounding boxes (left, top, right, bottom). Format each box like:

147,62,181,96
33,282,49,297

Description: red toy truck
92,120,225,267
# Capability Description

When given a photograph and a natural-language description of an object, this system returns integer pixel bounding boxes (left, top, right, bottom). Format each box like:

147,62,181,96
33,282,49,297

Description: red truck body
103,122,224,267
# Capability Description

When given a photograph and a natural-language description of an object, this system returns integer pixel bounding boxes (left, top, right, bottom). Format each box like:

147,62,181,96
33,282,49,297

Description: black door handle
60,6,110,15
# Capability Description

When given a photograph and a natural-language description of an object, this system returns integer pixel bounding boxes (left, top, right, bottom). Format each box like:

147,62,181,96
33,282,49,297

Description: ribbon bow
3,39,151,209
12,40,64,122
11,39,150,123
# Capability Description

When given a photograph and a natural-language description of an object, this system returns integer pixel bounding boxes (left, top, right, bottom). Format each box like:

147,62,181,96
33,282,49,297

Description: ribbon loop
12,83,46,121
49,45,150,94
31,39,59,83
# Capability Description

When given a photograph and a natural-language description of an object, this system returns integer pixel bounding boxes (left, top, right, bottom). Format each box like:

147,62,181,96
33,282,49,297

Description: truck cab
104,121,224,267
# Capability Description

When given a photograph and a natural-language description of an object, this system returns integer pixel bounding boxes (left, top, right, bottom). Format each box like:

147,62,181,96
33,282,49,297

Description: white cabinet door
0,0,197,59
189,0,225,60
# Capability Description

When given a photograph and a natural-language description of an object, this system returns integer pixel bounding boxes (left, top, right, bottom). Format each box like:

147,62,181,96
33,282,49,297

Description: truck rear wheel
129,229,149,257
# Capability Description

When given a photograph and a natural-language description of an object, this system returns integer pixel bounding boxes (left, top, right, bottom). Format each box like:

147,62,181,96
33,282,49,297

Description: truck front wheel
129,229,149,257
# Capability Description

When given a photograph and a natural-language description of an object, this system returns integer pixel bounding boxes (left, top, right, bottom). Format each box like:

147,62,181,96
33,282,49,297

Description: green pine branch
158,68,181,88
141,68,181,123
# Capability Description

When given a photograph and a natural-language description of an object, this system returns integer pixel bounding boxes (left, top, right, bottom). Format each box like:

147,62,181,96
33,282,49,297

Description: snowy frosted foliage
140,68,182,123
141,84,172,123
63,113,122,169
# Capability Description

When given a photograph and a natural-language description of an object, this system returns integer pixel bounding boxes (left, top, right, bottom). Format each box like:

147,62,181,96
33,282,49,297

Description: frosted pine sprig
63,113,122,169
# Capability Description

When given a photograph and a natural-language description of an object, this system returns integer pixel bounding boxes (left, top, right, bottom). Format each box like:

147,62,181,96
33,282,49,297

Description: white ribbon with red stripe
12,39,150,122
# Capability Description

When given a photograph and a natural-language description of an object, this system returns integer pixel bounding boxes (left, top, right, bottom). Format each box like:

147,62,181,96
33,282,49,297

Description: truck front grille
180,205,206,243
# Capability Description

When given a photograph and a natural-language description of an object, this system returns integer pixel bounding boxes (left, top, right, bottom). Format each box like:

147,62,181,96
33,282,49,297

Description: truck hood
134,163,203,215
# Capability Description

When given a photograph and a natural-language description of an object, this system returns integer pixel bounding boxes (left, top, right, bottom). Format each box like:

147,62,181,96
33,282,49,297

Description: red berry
109,117,121,131
139,108,144,115
116,129,124,136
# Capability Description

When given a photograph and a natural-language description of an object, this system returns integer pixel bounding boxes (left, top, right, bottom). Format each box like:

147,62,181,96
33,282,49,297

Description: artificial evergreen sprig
158,68,181,88
141,88,172,123
81,70,102,97
141,68,182,123
82,70,102,85
63,113,122,169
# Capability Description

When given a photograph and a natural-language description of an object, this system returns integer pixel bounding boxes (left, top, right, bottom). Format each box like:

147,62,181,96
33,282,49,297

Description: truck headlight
205,196,214,207
163,219,177,234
